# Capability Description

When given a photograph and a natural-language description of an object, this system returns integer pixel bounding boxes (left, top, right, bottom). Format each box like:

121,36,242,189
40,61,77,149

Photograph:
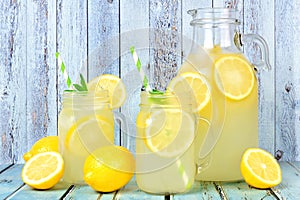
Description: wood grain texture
26,0,57,161
0,165,24,199
88,0,120,79
120,0,150,151
173,181,221,200
275,0,300,161
150,0,181,91
0,0,27,164
56,0,88,107
243,0,275,155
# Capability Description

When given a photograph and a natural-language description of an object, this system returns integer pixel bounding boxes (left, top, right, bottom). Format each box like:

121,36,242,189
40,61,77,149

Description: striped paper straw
55,52,74,90
130,46,152,92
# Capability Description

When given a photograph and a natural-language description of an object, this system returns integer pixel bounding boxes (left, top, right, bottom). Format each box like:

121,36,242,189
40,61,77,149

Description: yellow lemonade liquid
179,46,258,181
58,91,114,184
136,92,196,194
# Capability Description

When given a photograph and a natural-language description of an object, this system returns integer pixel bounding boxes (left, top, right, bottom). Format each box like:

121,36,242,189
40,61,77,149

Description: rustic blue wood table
0,162,299,199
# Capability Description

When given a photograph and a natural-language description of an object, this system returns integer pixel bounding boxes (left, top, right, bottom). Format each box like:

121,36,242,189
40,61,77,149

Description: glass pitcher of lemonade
58,91,115,184
179,8,271,181
136,92,196,194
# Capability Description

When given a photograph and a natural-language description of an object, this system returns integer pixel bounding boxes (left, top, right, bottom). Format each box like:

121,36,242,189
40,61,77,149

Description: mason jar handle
114,111,130,149
239,33,272,71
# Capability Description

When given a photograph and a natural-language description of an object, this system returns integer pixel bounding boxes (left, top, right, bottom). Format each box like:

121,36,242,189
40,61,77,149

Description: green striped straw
130,46,152,92
55,52,74,90
176,159,193,190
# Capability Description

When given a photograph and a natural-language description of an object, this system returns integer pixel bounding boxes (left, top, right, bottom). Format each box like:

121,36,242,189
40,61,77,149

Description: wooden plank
115,177,164,200
243,0,275,154
0,164,12,173
275,0,300,161
87,0,120,146
0,0,27,164
26,0,57,162
10,182,72,200
0,165,24,199
271,162,300,199
149,0,182,91
218,181,276,199
173,181,221,200
87,0,120,79
56,0,88,108
120,0,149,151
290,161,300,170
64,185,115,200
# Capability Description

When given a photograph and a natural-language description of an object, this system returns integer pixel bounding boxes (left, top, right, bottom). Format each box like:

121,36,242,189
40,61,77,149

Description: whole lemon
23,136,59,161
84,145,135,192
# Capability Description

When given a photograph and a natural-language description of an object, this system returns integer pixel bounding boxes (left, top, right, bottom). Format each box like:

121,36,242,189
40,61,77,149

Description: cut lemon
22,151,64,190
87,74,126,109
214,54,255,100
141,109,194,157
65,115,114,154
240,148,282,189
167,72,211,112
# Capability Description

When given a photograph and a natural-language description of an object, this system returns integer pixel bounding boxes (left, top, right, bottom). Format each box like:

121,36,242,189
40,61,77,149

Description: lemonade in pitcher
178,8,270,181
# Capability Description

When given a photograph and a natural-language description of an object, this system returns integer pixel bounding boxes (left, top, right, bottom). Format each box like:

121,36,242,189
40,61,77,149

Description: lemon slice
65,115,114,153
87,74,126,109
214,54,255,100
240,148,282,189
143,109,194,157
167,72,211,112
22,151,64,190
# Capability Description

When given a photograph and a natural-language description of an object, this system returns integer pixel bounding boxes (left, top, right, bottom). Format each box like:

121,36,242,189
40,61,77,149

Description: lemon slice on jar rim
87,74,127,109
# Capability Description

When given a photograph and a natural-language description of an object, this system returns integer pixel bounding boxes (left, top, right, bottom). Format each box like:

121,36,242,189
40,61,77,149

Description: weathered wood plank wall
0,0,299,164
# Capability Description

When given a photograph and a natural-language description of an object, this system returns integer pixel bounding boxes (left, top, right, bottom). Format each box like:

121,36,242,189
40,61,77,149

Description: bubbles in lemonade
179,46,258,181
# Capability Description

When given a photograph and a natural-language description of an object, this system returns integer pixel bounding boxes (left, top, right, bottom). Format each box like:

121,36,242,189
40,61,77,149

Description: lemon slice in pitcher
167,72,211,112
214,54,255,100
142,109,194,157
65,115,114,153
87,74,127,109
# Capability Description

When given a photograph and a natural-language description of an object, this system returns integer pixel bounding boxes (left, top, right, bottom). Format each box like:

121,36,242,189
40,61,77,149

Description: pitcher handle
236,32,272,71
114,111,130,149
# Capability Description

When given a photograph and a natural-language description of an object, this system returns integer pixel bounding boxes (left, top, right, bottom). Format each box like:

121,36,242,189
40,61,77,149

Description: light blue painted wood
244,0,275,155
0,165,24,199
0,0,27,164
56,0,88,108
275,0,300,161
26,0,58,162
65,185,116,200
120,0,150,151
11,182,72,200
0,164,12,172
290,161,300,170
271,162,300,199
115,177,164,200
173,181,221,200
219,181,276,199
88,0,120,79
149,0,182,91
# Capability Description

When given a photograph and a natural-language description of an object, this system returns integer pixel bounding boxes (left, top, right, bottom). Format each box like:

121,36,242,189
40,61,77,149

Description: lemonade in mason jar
136,91,196,194
178,8,271,181
58,74,126,184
